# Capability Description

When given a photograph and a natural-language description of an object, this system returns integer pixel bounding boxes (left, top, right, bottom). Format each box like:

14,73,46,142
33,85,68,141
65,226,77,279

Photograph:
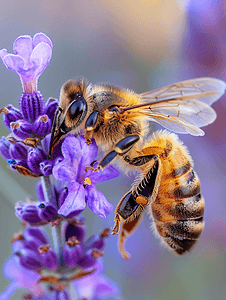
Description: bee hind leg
114,214,143,259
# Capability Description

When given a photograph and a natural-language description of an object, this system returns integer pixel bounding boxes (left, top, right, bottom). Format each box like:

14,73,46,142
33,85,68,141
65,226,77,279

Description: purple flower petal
2,54,25,73
65,222,86,244
23,226,49,245
94,274,120,299
78,136,98,169
63,243,82,267
10,119,33,139
17,248,43,270
30,42,52,79
0,49,8,59
86,185,113,219
36,180,45,202
57,186,68,208
0,33,53,90
0,136,11,160
53,157,77,182
73,260,120,299
13,35,33,66
61,136,83,163
89,163,119,184
33,33,53,49
58,181,86,216
78,249,97,269
2,256,42,295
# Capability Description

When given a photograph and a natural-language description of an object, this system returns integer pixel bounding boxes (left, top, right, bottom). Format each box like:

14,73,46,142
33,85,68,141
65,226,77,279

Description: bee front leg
85,135,140,172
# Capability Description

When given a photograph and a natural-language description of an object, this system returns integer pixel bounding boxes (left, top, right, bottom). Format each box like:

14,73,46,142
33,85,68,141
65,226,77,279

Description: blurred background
0,0,225,299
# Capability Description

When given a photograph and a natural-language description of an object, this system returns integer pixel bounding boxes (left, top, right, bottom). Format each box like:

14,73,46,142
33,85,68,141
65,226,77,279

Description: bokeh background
0,0,225,299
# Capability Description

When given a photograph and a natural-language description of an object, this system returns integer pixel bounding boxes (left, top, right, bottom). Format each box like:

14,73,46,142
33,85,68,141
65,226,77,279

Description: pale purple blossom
73,260,120,300
53,135,119,218
0,33,53,93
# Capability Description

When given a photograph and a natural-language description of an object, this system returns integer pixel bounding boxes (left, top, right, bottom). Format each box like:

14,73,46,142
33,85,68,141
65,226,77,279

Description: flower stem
68,282,79,300
41,175,56,206
41,176,65,266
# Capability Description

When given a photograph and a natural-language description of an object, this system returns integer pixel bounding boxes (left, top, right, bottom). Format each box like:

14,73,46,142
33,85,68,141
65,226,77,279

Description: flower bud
23,227,49,246
38,244,58,270
44,97,58,120
0,136,11,159
1,104,22,130
9,142,28,160
78,249,103,269
27,147,45,174
19,91,45,122
33,114,52,136
65,222,86,244
15,203,42,224
40,159,54,176
63,237,82,267
38,203,57,221
10,120,33,139
83,228,110,251
16,248,43,270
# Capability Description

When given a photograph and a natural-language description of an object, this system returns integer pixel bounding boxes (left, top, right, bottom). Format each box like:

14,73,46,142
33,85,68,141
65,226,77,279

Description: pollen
38,244,50,253
67,236,81,247
100,228,110,238
11,230,25,243
0,107,9,114
39,115,48,123
91,249,104,259
11,122,20,129
84,177,91,186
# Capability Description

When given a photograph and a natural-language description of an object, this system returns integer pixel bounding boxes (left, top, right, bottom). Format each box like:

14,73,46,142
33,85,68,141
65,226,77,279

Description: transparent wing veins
137,77,226,136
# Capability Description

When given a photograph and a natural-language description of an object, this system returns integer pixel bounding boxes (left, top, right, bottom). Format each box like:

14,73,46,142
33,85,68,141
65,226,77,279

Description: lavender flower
0,33,52,93
1,221,119,300
2,134,62,177
73,260,120,300
53,135,119,218
0,32,121,300
0,33,57,144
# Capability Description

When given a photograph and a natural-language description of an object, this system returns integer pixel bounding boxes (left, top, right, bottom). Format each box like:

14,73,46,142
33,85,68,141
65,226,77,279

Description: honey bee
112,131,204,259
49,77,226,258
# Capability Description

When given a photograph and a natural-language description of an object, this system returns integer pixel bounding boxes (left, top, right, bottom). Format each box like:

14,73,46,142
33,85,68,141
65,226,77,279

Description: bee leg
86,135,140,172
118,214,143,259
112,213,122,235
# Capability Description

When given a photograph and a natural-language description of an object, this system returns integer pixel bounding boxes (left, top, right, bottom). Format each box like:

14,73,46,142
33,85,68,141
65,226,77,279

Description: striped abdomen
151,158,204,255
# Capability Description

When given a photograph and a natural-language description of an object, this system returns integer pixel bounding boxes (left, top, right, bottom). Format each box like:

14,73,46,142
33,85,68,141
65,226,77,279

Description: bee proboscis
49,77,225,258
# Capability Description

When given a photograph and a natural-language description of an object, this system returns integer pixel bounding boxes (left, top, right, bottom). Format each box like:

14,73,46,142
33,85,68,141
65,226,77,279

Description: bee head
48,79,90,158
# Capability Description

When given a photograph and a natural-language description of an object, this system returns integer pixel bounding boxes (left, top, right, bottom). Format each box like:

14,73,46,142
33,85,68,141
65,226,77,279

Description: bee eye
68,95,87,126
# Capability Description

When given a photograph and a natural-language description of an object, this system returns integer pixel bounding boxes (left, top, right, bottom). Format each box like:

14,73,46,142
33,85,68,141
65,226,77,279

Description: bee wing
138,77,226,136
